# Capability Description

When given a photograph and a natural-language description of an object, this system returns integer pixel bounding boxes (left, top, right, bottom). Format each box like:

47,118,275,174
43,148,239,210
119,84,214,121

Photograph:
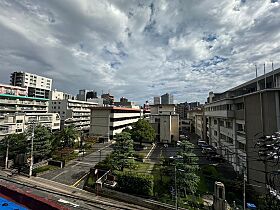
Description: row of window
110,123,133,130
110,116,140,122
205,102,244,112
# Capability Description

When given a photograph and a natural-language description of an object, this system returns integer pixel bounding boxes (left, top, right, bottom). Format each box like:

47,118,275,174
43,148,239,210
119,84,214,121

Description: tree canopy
130,119,156,145
111,132,134,171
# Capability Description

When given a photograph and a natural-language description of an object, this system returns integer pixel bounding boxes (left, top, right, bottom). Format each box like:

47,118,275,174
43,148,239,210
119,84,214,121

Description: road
40,141,113,187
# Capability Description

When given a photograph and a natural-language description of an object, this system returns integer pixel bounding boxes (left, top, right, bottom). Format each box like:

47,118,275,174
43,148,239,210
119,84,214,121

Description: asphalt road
40,141,113,187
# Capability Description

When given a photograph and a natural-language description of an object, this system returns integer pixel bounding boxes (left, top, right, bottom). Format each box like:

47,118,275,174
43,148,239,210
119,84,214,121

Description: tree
174,140,200,196
130,119,156,145
111,132,134,171
26,124,52,162
59,125,79,148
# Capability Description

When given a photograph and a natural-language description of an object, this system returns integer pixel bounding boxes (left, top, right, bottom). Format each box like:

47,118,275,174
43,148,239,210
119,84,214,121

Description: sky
0,0,280,105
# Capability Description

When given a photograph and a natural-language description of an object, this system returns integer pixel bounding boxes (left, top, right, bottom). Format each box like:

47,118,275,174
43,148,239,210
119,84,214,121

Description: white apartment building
49,98,97,132
0,113,60,140
0,84,49,115
10,71,52,99
89,107,141,139
49,89,74,100
149,104,179,143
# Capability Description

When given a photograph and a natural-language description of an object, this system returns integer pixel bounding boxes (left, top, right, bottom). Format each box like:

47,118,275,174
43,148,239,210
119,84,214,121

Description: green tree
59,125,79,148
111,132,134,171
175,140,200,196
27,124,52,162
130,119,156,145
0,133,28,159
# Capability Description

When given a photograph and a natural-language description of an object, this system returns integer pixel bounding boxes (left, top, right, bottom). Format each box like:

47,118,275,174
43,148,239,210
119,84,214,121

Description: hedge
115,171,154,196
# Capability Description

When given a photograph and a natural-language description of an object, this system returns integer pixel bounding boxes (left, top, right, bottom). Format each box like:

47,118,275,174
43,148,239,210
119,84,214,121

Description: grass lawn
33,165,59,175
123,162,152,173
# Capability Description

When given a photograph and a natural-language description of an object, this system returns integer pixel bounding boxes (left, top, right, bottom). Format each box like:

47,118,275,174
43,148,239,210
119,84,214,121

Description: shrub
115,171,154,196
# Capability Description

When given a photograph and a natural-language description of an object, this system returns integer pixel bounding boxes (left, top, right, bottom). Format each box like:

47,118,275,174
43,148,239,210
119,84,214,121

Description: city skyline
0,0,280,104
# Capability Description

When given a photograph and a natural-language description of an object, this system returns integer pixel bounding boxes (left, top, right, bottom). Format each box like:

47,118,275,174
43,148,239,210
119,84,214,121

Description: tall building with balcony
89,107,141,139
10,71,52,99
204,67,280,192
49,98,97,133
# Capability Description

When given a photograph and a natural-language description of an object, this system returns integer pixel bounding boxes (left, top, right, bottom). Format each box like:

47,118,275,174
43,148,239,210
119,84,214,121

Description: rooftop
90,106,141,111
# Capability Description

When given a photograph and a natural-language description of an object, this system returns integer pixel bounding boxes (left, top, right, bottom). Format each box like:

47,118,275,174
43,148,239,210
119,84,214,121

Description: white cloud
0,0,280,104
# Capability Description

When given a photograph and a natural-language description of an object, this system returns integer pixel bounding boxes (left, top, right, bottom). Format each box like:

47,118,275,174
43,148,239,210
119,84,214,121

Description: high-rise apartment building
204,67,280,192
161,93,174,104
10,71,52,99
101,93,114,105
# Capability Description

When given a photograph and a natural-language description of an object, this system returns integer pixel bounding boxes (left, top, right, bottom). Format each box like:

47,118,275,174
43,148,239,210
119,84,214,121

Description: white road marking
58,198,80,208
51,170,68,180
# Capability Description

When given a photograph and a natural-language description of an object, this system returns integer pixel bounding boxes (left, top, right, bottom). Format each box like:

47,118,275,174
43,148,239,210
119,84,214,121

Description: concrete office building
204,67,280,191
89,107,141,139
77,89,98,101
149,104,179,143
176,102,188,119
154,96,161,105
161,93,174,104
10,71,52,99
49,98,97,132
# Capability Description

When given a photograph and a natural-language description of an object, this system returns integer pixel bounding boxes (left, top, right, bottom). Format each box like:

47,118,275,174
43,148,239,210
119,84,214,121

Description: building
114,97,139,108
49,98,97,133
188,101,200,110
101,93,114,105
149,104,179,143
77,89,97,101
0,113,60,140
10,71,52,99
204,67,280,192
89,107,141,139
154,96,161,105
176,102,188,119
161,93,174,104
49,89,74,100
0,84,49,115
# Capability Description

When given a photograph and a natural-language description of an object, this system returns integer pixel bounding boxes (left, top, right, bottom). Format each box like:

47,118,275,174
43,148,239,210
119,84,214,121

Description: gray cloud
0,0,280,104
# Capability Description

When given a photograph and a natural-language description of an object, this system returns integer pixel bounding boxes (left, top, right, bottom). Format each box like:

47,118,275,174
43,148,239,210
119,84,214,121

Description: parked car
207,154,225,163
198,140,208,148
202,147,214,154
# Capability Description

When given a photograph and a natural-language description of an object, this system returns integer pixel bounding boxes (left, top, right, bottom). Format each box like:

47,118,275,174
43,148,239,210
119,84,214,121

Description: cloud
0,0,280,104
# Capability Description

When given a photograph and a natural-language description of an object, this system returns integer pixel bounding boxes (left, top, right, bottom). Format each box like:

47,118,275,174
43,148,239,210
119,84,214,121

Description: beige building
149,104,179,143
89,107,141,139
205,67,280,192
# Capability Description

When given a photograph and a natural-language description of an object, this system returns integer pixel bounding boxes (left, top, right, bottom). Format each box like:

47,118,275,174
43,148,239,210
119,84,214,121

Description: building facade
10,71,52,99
49,99,97,132
161,93,174,104
154,96,161,105
77,89,98,101
49,90,74,100
204,67,280,191
101,93,114,105
89,107,141,139
149,104,179,143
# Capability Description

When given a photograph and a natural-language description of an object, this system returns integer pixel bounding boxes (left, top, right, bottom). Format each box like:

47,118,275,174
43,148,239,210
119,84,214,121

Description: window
227,137,233,144
219,120,224,127
226,121,233,129
16,120,23,123
236,103,244,110
220,133,226,140
238,142,246,151
214,120,217,125
16,129,22,132
237,123,244,131
214,131,218,136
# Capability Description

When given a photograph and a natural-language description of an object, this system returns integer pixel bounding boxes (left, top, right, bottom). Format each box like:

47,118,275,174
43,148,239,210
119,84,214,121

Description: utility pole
5,129,10,170
175,165,178,210
29,121,35,177
243,169,246,210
